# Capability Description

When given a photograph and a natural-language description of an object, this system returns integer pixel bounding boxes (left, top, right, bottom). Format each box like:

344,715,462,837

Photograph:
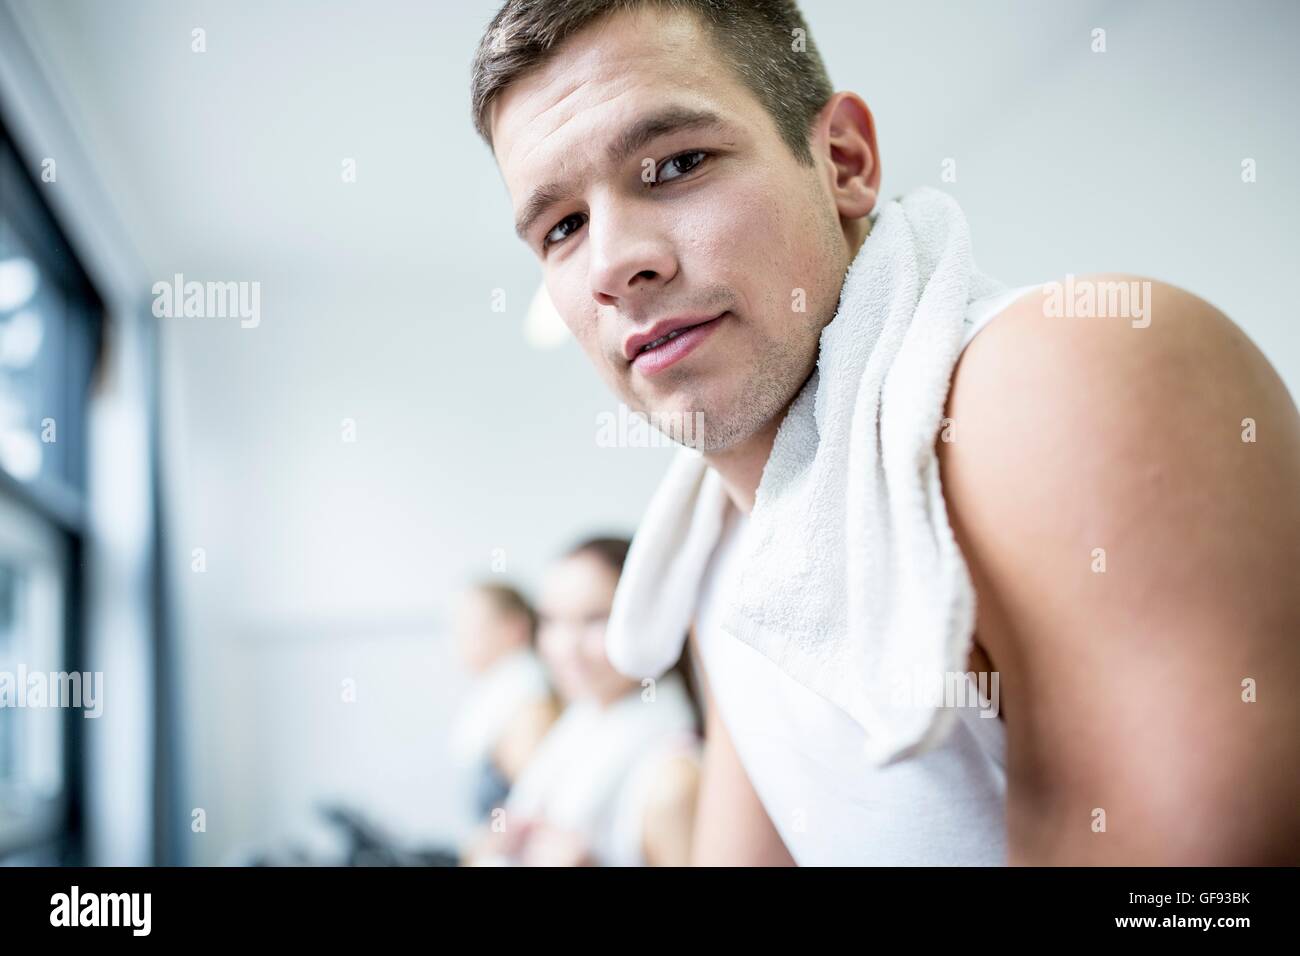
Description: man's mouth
639,328,690,353
626,312,727,377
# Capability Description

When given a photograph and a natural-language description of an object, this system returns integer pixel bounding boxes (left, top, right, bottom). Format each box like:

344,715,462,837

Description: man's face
490,7,849,452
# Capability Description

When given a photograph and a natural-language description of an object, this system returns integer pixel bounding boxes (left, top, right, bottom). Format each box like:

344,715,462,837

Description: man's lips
627,312,727,377
622,312,727,361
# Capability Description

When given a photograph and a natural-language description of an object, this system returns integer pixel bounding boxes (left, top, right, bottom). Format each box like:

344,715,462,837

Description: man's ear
817,92,880,221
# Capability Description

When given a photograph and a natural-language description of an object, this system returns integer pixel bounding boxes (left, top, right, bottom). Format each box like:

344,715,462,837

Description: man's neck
702,213,875,516
702,412,784,516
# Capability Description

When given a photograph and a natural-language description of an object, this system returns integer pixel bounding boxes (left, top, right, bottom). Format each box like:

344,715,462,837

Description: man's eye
654,150,708,185
538,151,709,252
543,212,587,250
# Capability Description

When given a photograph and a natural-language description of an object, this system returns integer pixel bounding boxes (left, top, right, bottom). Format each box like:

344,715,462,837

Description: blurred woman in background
449,582,560,826
465,537,702,866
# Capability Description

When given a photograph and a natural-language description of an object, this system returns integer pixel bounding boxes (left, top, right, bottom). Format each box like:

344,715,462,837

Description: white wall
8,0,1298,864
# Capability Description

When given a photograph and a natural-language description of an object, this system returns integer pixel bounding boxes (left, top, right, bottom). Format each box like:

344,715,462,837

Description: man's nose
586,202,677,308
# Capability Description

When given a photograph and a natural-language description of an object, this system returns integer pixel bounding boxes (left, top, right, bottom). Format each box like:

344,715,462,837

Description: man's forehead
489,6,737,190
493,3,709,119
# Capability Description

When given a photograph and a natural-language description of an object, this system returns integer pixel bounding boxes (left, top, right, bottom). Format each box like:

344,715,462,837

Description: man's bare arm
939,276,1300,864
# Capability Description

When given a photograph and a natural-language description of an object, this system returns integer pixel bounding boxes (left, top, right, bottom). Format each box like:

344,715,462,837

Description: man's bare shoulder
939,272,1294,517
937,270,1299,632
949,273,1274,418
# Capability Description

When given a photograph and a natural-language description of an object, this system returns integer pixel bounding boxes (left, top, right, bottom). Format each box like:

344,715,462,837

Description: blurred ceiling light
0,427,42,481
524,281,569,349
0,310,44,368
0,258,39,312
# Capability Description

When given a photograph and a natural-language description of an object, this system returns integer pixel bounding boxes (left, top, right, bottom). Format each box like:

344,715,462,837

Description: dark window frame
0,113,105,864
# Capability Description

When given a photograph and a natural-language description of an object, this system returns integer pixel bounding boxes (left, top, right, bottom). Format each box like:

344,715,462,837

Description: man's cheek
683,187,763,255
572,326,609,369
553,301,598,359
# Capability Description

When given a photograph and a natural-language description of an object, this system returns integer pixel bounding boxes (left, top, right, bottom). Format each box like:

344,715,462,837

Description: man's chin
629,384,761,451
636,402,710,449
644,404,762,454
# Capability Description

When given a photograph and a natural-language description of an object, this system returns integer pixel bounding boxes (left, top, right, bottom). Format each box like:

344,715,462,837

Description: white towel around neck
605,186,1005,766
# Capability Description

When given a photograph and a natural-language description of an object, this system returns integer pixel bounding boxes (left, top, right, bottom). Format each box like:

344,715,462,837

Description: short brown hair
470,0,834,165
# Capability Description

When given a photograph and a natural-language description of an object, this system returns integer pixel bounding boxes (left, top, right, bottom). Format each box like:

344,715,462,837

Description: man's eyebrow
513,106,728,241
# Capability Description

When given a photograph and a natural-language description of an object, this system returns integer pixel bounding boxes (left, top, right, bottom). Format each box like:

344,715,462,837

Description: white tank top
693,284,1039,866
503,672,700,866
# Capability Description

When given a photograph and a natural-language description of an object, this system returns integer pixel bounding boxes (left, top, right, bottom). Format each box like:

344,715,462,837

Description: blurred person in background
449,582,560,827
464,537,702,866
